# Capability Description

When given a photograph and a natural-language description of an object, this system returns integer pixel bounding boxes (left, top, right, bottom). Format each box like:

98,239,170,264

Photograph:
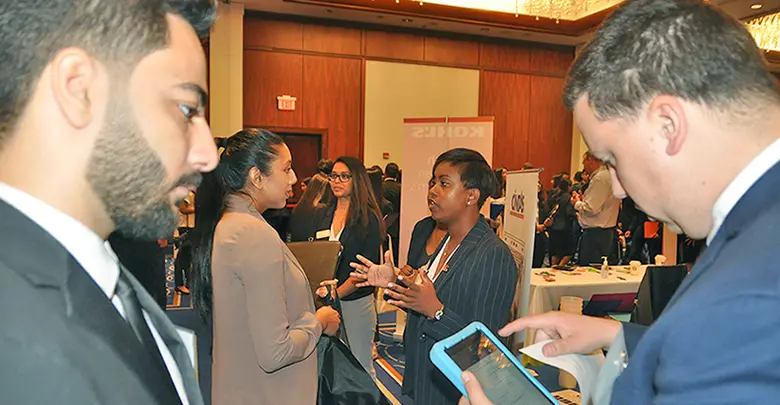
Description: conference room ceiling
245,0,780,68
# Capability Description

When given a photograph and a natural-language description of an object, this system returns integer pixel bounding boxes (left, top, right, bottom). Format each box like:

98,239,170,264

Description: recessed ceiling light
401,18,413,23
751,3,763,10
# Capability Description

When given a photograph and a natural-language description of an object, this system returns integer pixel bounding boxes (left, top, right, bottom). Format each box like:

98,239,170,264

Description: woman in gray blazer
190,129,341,405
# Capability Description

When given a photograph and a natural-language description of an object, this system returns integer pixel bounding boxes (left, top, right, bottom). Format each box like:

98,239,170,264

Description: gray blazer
211,195,322,405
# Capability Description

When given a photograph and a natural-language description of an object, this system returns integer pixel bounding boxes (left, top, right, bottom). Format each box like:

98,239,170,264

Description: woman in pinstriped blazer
351,148,519,405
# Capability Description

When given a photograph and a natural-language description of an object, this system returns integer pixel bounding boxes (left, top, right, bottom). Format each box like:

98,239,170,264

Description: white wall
363,61,480,169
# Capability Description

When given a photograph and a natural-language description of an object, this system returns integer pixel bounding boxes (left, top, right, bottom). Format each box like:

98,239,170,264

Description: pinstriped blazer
402,218,518,404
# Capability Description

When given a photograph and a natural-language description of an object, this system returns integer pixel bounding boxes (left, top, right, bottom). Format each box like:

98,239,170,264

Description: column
209,2,244,138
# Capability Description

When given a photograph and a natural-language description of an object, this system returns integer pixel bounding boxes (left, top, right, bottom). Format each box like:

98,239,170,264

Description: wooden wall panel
480,71,531,171
243,51,303,128
364,30,425,61
302,55,363,159
529,48,575,76
303,24,362,55
244,19,302,50
528,76,573,185
242,16,575,163
424,37,480,66
480,43,531,71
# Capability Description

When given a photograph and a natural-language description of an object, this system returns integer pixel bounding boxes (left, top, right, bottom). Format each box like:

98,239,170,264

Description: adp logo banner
509,191,526,220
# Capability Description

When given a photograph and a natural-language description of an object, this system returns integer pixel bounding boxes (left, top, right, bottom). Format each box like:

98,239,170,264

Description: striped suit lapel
433,219,489,293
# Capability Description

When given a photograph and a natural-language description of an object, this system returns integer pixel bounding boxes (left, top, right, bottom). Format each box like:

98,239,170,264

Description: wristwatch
431,305,445,321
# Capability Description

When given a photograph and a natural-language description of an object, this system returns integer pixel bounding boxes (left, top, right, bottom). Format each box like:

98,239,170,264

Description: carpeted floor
163,255,571,405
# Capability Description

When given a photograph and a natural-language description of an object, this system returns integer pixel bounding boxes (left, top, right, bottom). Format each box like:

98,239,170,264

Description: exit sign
277,95,297,111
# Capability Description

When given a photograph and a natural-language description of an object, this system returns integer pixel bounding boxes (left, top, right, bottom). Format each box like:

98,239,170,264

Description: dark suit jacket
611,161,780,404
108,233,167,309
0,200,202,405
403,218,518,404
311,204,382,301
407,216,437,269
382,179,402,215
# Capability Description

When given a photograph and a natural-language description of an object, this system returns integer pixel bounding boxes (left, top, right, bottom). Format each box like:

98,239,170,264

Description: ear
467,188,480,207
647,95,687,156
49,48,100,129
249,166,265,190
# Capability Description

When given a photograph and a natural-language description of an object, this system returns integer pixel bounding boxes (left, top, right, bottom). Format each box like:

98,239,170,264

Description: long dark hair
331,156,385,239
366,166,385,209
292,173,332,215
191,129,285,321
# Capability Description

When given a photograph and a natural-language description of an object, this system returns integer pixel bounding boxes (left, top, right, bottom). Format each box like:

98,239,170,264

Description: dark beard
85,96,199,241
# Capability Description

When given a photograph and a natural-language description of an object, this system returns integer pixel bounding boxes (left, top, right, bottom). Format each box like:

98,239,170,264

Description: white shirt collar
708,138,780,244
0,182,120,298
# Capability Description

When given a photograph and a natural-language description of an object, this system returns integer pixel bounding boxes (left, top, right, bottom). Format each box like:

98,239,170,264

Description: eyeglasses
329,172,353,183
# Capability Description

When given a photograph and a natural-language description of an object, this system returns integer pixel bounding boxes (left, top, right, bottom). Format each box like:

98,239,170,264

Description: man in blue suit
461,0,780,404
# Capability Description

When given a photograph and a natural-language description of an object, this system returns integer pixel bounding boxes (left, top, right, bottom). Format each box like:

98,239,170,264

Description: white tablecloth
522,266,646,347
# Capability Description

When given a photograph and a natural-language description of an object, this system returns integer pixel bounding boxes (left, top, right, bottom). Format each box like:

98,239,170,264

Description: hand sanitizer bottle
601,256,609,278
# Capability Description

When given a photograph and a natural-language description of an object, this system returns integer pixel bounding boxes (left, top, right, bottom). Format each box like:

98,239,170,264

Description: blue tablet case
429,321,558,403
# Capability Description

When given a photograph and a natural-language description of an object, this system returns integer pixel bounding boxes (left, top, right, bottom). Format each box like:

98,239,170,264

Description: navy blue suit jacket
611,161,780,404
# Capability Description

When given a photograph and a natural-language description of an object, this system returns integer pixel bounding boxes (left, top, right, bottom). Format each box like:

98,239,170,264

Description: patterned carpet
375,311,414,405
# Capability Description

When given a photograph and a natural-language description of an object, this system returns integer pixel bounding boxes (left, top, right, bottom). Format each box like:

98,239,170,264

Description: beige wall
363,61,480,169
209,2,244,139
571,125,588,175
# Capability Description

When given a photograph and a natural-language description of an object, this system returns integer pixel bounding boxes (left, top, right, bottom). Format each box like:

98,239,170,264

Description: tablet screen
445,330,555,405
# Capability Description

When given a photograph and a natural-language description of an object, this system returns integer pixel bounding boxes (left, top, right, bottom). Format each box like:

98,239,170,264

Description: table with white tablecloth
522,266,647,347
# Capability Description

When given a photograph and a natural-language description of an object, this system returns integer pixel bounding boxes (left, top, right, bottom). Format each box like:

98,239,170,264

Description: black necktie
115,270,168,373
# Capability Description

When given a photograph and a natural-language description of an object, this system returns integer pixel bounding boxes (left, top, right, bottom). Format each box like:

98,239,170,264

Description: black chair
630,265,688,326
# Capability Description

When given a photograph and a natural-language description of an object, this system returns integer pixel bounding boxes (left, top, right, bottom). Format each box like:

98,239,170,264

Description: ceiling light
401,18,414,22
396,0,623,21
751,4,763,10
746,12,780,52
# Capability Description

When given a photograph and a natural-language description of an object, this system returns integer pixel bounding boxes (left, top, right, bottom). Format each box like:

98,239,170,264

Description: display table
523,266,646,347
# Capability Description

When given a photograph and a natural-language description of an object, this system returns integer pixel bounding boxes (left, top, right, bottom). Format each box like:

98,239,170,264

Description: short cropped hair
563,0,780,120
0,0,217,146
433,148,498,207
385,162,400,180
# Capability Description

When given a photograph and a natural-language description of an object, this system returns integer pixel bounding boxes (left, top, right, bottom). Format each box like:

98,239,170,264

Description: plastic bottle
601,256,609,278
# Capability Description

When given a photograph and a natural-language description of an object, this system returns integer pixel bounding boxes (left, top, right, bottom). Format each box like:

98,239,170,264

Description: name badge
316,229,331,240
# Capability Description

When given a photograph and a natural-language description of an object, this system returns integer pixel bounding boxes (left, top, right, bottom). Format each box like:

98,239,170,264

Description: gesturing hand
384,270,442,319
349,250,396,288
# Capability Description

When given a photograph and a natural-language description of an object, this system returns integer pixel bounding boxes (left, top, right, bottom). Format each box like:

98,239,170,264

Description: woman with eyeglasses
190,129,341,405
349,148,518,405
311,156,384,379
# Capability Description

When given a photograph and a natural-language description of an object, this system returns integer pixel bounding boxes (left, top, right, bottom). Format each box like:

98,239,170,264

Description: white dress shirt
708,138,780,244
425,236,459,283
0,183,190,405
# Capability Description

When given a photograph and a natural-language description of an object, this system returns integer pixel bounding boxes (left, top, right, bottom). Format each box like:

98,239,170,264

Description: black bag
315,275,388,404
316,335,388,405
